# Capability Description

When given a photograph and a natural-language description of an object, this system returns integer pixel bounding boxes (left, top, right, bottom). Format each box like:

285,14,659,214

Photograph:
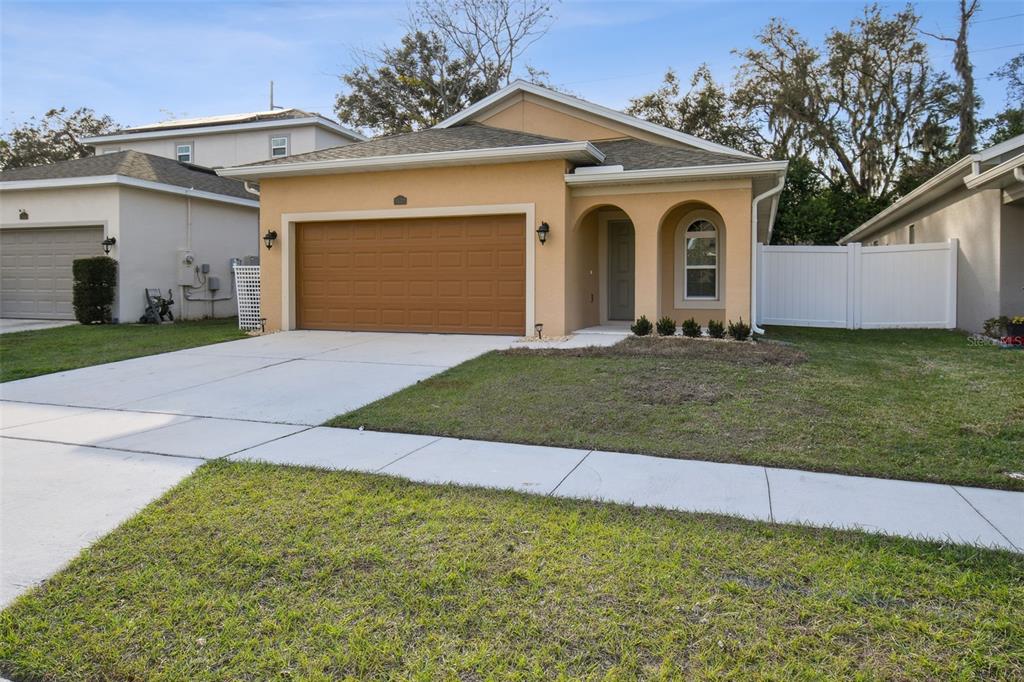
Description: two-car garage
295,214,526,335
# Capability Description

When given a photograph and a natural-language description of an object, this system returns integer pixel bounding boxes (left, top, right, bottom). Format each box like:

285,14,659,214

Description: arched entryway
569,205,636,330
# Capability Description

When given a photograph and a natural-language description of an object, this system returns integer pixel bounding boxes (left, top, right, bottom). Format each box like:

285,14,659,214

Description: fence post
845,243,860,329
756,244,764,326
946,238,958,329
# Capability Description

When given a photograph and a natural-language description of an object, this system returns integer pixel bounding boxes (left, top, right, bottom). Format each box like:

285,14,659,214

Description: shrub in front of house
707,319,725,338
680,317,701,337
631,315,653,336
728,318,751,341
982,316,1010,339
655,316,677,336
72,256,118,324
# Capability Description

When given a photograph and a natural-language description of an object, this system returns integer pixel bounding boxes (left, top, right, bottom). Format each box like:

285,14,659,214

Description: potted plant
1008,316,1024,338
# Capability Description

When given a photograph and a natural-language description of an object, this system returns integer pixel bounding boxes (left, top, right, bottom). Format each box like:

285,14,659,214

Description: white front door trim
280,203,537,335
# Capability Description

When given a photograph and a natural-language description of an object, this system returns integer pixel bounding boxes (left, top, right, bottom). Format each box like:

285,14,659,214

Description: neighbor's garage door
297,214,525,334
0,226,104,319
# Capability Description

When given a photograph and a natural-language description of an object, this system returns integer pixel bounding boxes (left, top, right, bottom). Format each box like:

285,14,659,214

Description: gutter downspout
750,173,787,336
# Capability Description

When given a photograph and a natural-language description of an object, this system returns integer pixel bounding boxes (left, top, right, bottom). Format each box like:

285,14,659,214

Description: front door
607,219,635,321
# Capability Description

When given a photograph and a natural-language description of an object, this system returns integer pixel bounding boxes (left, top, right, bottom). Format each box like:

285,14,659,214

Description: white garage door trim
280,203,536,335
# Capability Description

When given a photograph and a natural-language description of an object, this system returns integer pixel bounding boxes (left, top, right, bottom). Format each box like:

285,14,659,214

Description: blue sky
1,0,1022,133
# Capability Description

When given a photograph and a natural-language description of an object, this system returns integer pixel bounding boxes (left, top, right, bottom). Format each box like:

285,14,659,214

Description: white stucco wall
0,184,256,323
92,123,354,168
855,187,1003,332
115,187,258,321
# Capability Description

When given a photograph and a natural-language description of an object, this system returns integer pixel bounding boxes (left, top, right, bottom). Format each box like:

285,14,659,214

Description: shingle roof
0,151,254,200
240,124,577,167
235,122,765,172
591,138,762,170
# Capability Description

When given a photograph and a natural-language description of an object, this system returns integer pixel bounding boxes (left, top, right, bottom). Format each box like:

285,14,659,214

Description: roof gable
435,80,757,159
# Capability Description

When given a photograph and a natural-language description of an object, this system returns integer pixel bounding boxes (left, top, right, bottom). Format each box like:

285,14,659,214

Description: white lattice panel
233,264,262,331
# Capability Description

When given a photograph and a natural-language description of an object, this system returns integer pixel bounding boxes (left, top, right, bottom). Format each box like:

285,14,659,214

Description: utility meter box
176,250,196,285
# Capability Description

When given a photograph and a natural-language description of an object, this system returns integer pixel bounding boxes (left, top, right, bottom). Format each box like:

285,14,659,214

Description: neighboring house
218,80,789,337
0,108,365,323
840,135,1024,332
82,108,366,168
0,151,257,321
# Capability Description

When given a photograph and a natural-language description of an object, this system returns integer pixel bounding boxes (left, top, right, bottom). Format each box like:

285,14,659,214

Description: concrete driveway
0,330,517,605
0,318,77,334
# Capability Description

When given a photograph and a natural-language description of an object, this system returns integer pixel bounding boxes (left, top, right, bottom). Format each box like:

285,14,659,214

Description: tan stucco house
840,135,1024,332
219,81,789,337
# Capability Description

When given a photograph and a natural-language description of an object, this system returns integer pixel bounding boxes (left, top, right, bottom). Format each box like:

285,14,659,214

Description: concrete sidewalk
4,403,1020,555
227,427,1023,552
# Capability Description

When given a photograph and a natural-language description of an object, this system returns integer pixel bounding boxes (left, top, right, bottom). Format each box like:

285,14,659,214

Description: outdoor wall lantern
101,236,117,254
534,322,544,339
263,230,278,250
18,209,28,220
536,221,550,245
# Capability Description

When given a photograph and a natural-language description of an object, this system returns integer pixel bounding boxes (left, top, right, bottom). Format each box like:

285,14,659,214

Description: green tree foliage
771,157,889,244
0,107,118,170
982,53,1024,145
335,31,492,135
625,66,763,155
335,0,555,135
733,4,955,198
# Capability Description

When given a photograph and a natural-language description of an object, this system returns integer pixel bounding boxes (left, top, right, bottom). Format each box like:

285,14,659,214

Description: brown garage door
1,226,104,319
296,214,525,334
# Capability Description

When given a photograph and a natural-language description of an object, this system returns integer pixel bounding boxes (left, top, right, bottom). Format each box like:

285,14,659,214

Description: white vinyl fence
757,239,958,329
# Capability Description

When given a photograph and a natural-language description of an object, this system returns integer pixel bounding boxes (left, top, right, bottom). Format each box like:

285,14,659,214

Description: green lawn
0,318,247,383
330,328,1024,491
1,462,1020,680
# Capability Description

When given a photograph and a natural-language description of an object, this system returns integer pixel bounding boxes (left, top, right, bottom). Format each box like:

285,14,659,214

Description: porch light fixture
263,230,278,250
534,322,543,339
18,209,28,220
101,236,116,254
536,221,550,245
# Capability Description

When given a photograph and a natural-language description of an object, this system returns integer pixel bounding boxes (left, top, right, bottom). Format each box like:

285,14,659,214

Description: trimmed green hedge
72,256,117,324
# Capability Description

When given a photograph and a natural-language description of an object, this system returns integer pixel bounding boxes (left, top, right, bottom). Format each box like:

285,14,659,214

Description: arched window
683,219,717,299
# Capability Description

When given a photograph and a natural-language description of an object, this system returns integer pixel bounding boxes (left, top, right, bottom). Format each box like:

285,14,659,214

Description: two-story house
0,109,363,323
83,108,365,168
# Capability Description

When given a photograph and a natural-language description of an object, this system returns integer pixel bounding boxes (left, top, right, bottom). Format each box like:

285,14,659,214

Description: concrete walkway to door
2,328,1021,607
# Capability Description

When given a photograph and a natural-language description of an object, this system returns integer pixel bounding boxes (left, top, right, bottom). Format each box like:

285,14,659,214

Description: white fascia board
435,79,760,160
563,160,788,186
976,133,1024,162
838,157,973,244
82,117,366,145
0,175,259,208
963,153,1024,190
217,141,605,180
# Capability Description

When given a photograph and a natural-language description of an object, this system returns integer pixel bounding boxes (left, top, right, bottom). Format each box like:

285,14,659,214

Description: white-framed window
176,143,192,163
270,136,288,158
682,218,718,300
